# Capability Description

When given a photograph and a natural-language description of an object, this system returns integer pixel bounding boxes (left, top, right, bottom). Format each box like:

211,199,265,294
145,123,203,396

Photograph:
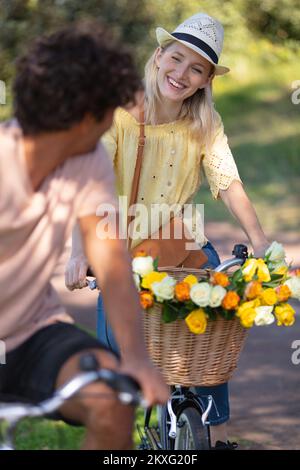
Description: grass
13,406,148,450
195,56,300,234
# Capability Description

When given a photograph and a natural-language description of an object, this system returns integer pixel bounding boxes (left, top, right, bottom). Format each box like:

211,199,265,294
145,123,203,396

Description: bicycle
0,353,143,450
137,243,249,450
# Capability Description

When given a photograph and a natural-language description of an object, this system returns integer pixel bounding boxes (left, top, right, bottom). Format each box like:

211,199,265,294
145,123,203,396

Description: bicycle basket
143,267,248,387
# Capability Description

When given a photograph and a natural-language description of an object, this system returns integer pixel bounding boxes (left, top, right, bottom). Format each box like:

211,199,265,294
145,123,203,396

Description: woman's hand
253,241,270,259
65,254,89,290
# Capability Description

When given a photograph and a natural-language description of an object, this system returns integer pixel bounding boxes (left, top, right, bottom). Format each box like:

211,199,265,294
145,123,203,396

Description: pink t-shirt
0,121,118,352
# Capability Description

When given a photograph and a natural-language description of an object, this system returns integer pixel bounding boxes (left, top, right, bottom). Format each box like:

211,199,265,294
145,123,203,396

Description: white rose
284,277,300,300
254,306,275,326
152,276,176,302
133,273,141,292
190,282,212,307
265,241,286,263
209,285,227,308
132,256,154,277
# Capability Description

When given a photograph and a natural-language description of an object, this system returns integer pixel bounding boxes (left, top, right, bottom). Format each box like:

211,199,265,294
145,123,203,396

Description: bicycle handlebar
0,354,144,425
214,243,248,272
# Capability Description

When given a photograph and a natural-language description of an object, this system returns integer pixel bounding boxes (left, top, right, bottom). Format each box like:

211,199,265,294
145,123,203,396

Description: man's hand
65,254,89,290
120,358,170,406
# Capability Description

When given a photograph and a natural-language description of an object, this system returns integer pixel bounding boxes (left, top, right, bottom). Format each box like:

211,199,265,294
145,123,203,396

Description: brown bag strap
128,106,145,249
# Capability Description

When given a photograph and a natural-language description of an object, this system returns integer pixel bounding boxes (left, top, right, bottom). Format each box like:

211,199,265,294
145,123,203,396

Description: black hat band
171,32,219,64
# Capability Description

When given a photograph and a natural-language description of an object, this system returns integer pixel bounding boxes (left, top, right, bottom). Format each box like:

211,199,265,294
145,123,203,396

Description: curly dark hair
13,21,142,135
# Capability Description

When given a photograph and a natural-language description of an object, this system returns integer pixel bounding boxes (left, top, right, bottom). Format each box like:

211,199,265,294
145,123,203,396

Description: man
0,22,169,449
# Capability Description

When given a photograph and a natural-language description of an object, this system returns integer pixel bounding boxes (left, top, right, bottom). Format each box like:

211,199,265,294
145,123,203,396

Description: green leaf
231,269,244,284
161,302,178,323
223,310,236,320
153,257,159,271
270,273,284,280
205,307,217,320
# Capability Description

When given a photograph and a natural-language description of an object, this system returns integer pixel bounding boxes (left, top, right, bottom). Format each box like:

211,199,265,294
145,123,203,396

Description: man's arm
65,222,89,290
78,213,169,405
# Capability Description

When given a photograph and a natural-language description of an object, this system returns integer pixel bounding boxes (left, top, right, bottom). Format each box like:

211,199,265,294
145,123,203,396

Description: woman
65,12,270,449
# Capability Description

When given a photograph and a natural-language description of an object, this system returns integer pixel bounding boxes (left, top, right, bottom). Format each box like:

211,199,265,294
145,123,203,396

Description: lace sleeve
202,117,242,200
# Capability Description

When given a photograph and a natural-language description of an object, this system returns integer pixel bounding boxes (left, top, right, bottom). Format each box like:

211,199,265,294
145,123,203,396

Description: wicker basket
143,267,248,387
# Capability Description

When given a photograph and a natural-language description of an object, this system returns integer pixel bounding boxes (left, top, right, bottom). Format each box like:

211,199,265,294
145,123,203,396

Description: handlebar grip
232,244,248,260
113,373,141,395
79,353,100,372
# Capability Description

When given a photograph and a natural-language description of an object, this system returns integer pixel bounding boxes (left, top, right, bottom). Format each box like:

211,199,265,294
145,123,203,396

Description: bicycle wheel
158,404,174,450
174,406,209,450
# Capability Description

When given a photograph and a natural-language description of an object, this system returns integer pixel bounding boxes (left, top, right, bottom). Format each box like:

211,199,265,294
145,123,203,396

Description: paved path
51,222,300,449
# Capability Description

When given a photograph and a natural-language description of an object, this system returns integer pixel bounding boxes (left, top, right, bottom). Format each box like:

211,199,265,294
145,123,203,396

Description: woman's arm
219,180,270,258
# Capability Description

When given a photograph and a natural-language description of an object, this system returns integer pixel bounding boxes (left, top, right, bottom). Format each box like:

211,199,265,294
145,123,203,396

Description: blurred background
1,0,299,450
1,0,299,245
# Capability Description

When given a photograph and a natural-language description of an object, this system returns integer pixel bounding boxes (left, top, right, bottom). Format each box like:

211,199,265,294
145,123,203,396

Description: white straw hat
156,13,229,76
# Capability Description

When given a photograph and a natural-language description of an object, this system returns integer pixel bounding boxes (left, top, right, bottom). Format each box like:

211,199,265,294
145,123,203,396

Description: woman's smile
166,76,187,91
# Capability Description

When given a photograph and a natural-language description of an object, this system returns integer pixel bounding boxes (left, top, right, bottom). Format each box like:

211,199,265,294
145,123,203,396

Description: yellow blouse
102,107,242,248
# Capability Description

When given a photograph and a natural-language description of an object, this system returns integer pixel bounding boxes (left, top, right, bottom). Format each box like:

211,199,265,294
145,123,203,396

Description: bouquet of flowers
132,241,299,335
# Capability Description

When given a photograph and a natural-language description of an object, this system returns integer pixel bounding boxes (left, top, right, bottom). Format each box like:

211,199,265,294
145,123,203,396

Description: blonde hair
144,43,219,152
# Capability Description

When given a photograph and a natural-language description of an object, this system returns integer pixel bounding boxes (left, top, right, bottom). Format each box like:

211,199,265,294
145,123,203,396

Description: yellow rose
274,303,296,326
141,271,167,290
185,309,207,334
183,275,198,287
242,258,258,282
236,298,261,317
256,259,271,282
238,308,257,328
260,288,278,306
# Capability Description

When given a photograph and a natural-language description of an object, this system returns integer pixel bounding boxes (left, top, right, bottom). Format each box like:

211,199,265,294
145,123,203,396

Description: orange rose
275,285,291,302
211,272,230,287
245,281,263,300
222,291,240,310
175,281,190,302
140,291,154,309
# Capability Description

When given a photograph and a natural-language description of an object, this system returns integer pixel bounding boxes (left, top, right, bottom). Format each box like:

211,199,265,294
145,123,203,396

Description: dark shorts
0,322,116,421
